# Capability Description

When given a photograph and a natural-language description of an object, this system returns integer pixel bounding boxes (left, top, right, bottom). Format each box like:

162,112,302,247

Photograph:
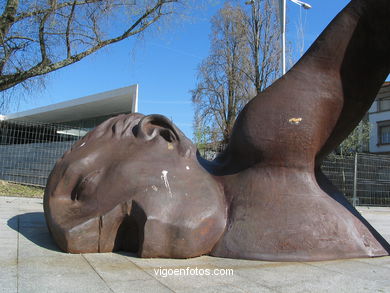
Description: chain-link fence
356,154,390,206
1,120,390,206
200,146,390,207
321,155,355,203
0,120,87,186
322,153,390,207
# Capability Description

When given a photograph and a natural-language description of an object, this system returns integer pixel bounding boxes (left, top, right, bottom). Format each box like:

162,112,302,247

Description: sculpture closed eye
44,0,390,261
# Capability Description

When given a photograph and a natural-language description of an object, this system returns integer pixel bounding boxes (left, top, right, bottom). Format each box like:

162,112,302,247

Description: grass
0,180,44,198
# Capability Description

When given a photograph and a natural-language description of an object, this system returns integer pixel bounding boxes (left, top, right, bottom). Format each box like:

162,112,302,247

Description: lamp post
279,0,311,76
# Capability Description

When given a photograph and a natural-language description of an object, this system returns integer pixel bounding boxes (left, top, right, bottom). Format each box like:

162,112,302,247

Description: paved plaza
0,196,389,293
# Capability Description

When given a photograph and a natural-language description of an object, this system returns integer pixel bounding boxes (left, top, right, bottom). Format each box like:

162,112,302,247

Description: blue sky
7,0,389,139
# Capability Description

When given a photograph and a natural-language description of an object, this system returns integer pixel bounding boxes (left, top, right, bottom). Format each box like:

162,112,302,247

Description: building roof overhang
2,85,138,124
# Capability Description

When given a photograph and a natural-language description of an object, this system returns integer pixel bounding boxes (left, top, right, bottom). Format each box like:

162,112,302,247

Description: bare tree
0,0,180,93
244,0,280,95
192,1,280,147
338,120,371,156
192,3,254,145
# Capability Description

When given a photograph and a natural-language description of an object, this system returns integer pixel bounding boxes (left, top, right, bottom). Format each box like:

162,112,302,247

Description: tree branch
0,0,19,39
66,1,77,58
14,0,98,22
0,0,177,92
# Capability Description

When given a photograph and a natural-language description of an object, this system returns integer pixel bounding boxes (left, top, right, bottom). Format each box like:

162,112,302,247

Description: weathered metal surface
44,0,390,261
44,113,227,257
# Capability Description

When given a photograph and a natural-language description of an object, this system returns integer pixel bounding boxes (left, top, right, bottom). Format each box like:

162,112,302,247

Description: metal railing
1,120,390,206
199,146,390,207
322,153,390,206
0,120,86,186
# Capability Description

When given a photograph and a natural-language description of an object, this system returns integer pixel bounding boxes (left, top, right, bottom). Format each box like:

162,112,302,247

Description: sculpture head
44,113,227,258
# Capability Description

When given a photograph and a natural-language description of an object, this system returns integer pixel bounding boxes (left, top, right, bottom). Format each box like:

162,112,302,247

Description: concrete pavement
1,196,389,293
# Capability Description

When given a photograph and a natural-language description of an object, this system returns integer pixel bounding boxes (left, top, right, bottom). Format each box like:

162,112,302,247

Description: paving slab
0,196,389,293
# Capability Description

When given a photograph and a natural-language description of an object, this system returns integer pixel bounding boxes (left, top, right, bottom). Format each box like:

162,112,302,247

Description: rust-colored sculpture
44,0,390,261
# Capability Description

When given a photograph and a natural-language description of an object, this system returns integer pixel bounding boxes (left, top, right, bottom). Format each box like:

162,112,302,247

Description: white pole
280,0,286,76
279,0,311,76
353,152,358,207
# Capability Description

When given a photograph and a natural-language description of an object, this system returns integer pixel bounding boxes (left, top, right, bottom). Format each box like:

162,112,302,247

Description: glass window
379,124,390,145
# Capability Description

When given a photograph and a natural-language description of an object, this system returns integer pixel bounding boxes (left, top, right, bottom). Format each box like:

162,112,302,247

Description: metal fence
322,153,390,206
200,147,390,207
0,120,86,186
1,120,390,206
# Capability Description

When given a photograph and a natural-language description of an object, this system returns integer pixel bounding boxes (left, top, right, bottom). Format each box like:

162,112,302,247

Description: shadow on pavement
7,213,142,257
7,212,61,252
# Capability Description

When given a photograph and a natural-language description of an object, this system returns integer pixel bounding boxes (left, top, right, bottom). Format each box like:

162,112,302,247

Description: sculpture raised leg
211,0,390,261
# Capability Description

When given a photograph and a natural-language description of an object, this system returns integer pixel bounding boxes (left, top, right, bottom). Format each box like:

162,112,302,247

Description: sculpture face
44,113,227,258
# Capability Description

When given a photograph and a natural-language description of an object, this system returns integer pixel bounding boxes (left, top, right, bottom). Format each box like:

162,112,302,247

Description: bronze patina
44,0,390,261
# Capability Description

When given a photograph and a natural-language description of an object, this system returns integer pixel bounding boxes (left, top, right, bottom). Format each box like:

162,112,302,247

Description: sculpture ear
136,114,180,142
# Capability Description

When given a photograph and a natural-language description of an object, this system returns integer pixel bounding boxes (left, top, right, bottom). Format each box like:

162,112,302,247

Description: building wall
368,83,390,154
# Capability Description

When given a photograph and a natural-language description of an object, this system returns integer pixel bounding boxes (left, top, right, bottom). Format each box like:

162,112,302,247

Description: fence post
352,153,358,207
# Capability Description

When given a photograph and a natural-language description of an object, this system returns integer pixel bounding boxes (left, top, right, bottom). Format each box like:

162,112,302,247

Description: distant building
1,85,138,131
0,85,138,186
368,82,390,154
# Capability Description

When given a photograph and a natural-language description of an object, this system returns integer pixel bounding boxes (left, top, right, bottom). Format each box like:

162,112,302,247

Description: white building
0,85,138,130
0,85,138,186
368,82,390,154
